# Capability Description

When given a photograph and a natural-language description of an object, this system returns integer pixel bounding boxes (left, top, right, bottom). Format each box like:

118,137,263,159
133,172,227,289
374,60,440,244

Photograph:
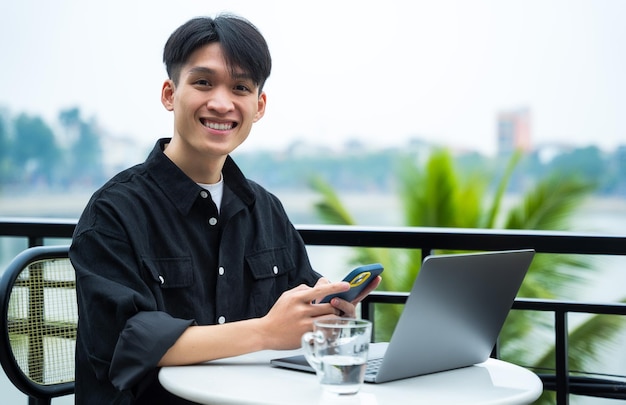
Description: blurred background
1,1,625,403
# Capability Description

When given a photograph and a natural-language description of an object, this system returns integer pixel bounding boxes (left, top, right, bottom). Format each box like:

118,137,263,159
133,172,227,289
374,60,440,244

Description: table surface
159,349,543,405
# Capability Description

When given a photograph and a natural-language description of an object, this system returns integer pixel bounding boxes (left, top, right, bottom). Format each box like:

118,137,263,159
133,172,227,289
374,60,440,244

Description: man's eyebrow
186,66,254,82
187,66,216,76
231,71,254,82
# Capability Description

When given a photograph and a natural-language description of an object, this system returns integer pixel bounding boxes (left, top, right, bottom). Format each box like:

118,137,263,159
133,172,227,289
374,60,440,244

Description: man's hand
259,280,350,350
328,276,382,318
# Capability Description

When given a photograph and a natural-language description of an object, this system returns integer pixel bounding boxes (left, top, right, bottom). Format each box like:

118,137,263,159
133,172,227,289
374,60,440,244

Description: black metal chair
0,245,75,405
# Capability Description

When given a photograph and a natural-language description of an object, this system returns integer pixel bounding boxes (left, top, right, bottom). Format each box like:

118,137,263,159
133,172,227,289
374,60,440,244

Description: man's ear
253,92,267,123
161,80,175,111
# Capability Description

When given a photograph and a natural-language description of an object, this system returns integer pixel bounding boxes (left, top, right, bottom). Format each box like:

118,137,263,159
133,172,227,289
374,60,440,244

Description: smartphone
319,263,384,303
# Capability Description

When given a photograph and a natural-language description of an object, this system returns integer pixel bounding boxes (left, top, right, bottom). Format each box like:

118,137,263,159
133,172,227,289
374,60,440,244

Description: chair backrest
0,245,75,404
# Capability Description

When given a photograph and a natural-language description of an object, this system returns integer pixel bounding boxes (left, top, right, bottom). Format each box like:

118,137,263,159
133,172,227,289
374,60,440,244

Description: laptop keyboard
365,357,384,376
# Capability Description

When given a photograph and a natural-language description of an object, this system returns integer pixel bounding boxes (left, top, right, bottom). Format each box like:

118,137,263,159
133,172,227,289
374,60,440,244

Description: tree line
1,106,625,197
236,143,626,197
0,107,104,192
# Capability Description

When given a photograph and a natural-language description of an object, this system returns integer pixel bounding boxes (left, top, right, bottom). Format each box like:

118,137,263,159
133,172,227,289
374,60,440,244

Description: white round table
159,349,543,405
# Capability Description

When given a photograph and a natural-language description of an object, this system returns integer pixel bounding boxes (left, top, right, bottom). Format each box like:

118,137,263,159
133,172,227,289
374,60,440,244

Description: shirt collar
145,138,256,216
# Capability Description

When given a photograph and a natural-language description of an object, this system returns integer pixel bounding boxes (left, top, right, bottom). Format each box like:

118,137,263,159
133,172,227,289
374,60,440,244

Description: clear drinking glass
302,318,371,395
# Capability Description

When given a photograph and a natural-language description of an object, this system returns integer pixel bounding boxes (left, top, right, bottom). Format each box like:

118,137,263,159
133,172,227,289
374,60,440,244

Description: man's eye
195,79,211,86
234,84,251,92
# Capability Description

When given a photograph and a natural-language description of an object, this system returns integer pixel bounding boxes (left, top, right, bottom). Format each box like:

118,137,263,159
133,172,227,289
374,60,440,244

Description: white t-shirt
198,174,224,213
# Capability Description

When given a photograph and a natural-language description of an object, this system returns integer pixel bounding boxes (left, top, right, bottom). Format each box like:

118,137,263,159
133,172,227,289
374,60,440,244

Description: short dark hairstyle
163,14,272,92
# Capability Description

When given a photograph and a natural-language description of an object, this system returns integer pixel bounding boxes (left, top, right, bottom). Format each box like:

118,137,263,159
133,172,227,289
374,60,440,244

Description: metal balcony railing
1,217,626,404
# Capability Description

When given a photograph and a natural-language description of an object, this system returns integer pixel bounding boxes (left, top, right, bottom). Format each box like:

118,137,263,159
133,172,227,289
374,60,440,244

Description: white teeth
204,121,233,130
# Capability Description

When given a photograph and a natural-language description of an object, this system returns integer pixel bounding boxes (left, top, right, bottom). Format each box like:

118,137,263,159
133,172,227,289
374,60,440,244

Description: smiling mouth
200,119,237,130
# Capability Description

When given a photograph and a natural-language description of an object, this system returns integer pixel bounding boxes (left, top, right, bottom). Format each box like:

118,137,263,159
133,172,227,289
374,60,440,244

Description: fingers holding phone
319,263,384,305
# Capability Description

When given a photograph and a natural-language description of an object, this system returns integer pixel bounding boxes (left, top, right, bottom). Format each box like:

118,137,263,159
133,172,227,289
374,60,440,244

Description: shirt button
218,316,226,324
273,265,279,275
158,275,165,285
200,190,209,199
208,217,218,226
218,266,225,276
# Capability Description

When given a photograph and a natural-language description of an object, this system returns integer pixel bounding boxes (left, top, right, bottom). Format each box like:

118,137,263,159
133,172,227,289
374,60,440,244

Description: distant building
497,108,531,155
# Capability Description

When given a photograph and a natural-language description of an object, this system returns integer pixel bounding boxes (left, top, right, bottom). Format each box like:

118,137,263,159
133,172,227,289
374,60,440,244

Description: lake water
1,192,625,404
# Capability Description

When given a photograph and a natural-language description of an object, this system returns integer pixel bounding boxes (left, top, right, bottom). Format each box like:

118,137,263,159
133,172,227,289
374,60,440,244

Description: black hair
163,14,272,92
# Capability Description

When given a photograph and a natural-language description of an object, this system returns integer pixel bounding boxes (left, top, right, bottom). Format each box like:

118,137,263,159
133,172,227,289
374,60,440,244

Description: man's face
161,42,266,160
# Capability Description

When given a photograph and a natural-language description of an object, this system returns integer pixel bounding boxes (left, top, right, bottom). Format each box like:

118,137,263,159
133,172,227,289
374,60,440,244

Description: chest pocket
246,247,295,281
245,247,295,316
142,256,194,288
142,256,196,318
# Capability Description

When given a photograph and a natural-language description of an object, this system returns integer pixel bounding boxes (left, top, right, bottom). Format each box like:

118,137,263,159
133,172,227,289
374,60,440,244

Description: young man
69,14,380,404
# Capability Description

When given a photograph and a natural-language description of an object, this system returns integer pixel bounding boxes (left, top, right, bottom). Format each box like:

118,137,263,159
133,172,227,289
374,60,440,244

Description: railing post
555,309,570,405
361,297,375,340
28,236,44,248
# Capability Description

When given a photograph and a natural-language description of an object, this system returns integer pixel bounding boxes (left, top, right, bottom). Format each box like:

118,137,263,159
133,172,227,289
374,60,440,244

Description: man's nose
207,87,234,113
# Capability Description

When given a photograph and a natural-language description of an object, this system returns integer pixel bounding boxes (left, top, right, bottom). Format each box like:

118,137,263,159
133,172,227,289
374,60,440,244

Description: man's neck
163,139,226,184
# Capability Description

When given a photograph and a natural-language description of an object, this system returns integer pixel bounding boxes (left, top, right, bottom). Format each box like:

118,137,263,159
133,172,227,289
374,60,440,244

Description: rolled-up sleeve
110,312,194,391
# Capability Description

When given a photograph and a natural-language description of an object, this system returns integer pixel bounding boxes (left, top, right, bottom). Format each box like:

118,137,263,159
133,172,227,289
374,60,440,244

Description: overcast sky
1,0,625,155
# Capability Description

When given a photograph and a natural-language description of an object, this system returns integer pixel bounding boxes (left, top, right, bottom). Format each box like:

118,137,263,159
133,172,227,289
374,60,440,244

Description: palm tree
310,148,625,404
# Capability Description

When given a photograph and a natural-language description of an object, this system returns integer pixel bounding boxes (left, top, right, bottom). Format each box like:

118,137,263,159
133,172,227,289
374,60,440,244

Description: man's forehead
185,45,252,78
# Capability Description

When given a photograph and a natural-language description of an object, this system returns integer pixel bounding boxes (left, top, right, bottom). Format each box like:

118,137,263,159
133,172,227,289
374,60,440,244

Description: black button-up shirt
70,139,320,404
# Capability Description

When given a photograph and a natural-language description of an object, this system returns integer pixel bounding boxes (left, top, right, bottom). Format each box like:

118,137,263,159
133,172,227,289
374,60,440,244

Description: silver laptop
271,249,534,383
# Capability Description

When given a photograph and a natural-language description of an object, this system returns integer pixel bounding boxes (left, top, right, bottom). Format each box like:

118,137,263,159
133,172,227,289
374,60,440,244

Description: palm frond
519,254,594,299
483,150,522,228
453,175,485,228
398,150,486,228
309,175,357,226
504,175,596,230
